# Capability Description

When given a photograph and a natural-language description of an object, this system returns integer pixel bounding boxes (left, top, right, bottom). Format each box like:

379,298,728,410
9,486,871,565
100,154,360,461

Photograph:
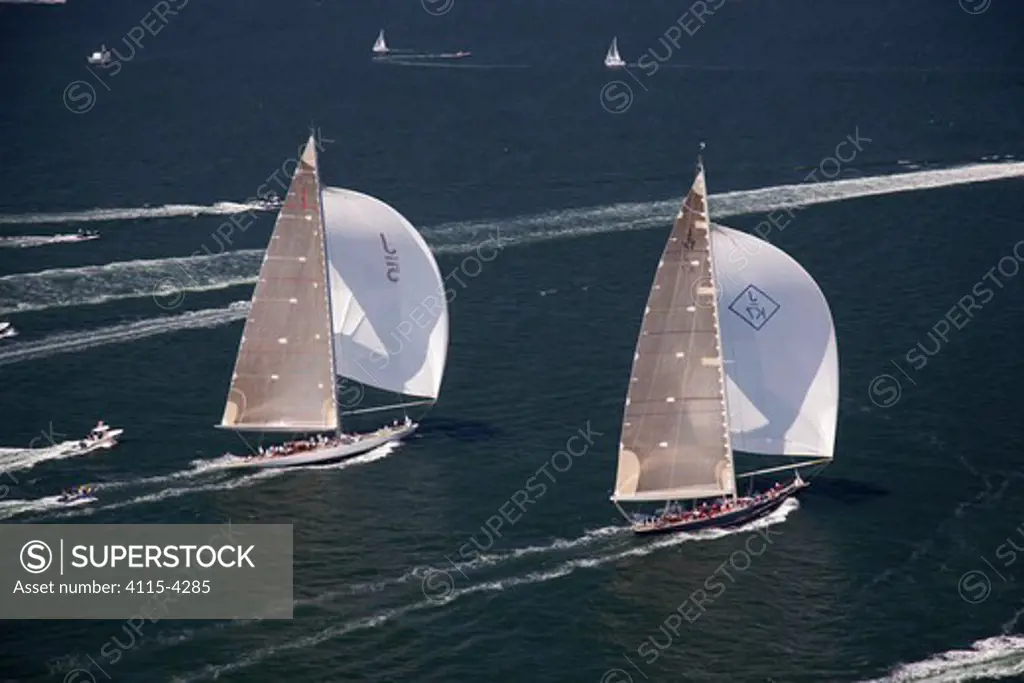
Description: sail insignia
322,187,450,402
610,152,839,533
726,284,782,331
711,225,839,460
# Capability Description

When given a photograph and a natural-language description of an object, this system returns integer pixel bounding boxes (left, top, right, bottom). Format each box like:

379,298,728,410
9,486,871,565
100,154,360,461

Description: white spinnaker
711,224,838,458
322,187,448,400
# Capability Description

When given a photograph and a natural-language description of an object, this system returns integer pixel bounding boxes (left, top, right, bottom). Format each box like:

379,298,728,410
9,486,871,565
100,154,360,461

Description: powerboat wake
60,421,123,457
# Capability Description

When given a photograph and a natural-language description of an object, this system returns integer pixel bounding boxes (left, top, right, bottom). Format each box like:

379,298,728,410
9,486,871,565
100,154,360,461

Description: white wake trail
0,234,98,249
0,302,250,367
169,500,800,683
0,201,271,227
427,161,1024,249
0,251,262,315
4,445,400,523
859,635,1024,682
0,242,480,315
3,162,1021,317
0,441,88,474
713,161,1024,217
0,494,92,521
341,524,629,598
43,443,401,521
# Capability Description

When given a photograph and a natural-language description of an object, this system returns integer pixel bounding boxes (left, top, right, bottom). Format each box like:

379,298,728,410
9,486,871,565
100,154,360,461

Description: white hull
87,53,111,65
62,429,123,456
605,58,626,68
225,424,416,469
59,496,97,506
0,328,16,340
55,234,100,243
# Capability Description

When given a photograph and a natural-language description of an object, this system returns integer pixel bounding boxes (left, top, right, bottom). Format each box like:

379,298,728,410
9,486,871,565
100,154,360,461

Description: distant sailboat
373,30,389,55
605,37,625,68
0,321,17,340
217,134,449,469
611,148,838,534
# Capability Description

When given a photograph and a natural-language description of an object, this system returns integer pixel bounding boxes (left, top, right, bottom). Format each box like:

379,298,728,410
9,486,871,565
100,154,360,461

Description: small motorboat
58,485,97,505
62,421,124,456
260,192,283,209
73,228,100,242
0,322,17,341
87,45,111,65
49,230,100,244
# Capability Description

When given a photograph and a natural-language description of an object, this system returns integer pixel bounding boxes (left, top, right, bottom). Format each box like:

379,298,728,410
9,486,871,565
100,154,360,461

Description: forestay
322,187,449,400
220,136,338,432
712,225,838,458
612,166,736,503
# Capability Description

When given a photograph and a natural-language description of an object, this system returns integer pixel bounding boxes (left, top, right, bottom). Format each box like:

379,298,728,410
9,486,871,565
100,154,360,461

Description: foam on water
168,500,800,682
343,523,630,596
34,442,401,522
0,302,250,367
859,635,1024,682
0,251,262,315
0,201,270,227
1,162,1020,317
0,440,91,475
0,233,99,249
0,493,95,520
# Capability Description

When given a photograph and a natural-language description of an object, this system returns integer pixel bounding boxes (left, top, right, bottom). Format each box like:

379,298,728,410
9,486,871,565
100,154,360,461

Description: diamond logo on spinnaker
728,284,780,331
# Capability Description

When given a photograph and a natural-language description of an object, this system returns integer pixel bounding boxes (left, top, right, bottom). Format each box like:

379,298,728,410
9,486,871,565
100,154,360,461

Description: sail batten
612,154,839,517
613,163,735,503
219,135,338,433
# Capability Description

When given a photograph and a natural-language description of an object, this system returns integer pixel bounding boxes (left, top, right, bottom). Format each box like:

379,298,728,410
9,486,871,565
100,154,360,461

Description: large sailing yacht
217,134,449,469
610,149,839,534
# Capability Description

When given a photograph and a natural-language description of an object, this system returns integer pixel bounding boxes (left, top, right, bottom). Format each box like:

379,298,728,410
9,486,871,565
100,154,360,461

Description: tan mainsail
612,161,736,502
219,135,339,432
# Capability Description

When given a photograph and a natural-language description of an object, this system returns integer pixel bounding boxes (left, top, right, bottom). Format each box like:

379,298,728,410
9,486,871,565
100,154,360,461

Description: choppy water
1,0,1023,681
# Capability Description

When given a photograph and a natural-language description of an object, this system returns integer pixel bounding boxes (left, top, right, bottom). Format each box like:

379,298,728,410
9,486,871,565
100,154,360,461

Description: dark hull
633,480,807,535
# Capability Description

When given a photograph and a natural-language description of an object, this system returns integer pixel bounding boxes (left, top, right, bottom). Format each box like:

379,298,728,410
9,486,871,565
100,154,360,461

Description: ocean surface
1,0,1023,681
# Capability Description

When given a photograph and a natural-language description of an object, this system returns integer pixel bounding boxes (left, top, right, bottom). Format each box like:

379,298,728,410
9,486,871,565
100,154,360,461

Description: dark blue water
1,0,1023,681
